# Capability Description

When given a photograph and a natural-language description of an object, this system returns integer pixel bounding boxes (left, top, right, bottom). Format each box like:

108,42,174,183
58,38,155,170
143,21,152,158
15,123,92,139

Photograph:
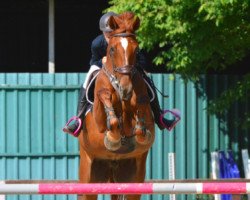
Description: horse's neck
105,60,114,72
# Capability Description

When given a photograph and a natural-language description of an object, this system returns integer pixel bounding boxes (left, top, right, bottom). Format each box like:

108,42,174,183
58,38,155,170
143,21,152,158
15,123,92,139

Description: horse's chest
121,99,136,109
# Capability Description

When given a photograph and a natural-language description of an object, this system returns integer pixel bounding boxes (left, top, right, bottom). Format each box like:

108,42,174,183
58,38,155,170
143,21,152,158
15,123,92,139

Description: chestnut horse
78,12,155,200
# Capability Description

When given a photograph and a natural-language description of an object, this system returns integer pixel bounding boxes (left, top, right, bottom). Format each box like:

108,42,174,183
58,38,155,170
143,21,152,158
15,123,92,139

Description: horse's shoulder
95,70,109,84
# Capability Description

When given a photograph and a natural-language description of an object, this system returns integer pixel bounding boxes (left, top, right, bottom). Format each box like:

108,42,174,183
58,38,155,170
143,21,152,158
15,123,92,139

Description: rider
63,12,178,136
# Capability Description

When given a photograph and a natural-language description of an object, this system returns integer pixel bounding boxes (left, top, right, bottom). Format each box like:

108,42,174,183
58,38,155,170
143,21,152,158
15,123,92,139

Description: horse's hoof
135,129,152,145
104,133,121,151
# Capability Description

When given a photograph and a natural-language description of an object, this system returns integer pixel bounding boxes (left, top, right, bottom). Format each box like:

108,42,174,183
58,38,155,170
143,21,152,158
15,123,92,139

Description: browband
112,33,135,37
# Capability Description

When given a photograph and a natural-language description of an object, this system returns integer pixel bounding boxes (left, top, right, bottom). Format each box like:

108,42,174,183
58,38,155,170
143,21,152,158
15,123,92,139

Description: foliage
106,0,250,129
207,74,250,128
106,0,250,75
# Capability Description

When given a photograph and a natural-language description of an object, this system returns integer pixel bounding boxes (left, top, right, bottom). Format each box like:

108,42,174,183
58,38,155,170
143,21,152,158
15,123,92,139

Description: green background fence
0,73,249,200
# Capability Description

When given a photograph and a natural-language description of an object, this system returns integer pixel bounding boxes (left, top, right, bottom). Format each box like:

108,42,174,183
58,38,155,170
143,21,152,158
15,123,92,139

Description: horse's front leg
133,96,153,145
96,88,122,151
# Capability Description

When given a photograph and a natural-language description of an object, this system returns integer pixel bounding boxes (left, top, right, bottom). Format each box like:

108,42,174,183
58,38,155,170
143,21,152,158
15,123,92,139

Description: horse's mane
110,11,140,35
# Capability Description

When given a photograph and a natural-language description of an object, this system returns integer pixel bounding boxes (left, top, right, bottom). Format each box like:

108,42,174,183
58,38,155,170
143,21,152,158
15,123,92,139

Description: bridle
106,32,138,76
103,32,138,101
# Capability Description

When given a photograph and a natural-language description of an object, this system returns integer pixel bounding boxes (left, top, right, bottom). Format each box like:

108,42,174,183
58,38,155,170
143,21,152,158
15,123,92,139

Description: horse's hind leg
78,146,98,200
111,195,120,200
111,195,140,200
111,195,129,200
125,195,141,200
78,195,97,200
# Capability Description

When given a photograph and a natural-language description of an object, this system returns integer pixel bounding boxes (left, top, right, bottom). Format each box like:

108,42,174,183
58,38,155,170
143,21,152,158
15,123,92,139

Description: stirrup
63,116,82,137
160,109,181,131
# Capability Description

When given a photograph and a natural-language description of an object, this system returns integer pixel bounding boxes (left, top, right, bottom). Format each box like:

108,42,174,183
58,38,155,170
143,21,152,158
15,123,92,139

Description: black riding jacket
89,34,148,71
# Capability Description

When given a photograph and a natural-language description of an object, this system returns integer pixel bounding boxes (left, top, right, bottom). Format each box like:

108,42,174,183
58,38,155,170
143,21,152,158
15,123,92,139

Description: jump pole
0,182,250,195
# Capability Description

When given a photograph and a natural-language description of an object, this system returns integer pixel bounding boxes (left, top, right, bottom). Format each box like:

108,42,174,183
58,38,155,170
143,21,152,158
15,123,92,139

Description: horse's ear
108,16,122,31
132,16,140,31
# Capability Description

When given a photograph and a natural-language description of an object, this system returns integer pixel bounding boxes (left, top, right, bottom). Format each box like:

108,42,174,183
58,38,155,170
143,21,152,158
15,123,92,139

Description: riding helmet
99,12,118,32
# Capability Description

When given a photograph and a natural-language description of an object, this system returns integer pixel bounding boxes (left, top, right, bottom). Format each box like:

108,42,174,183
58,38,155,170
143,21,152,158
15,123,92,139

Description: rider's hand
102,56,107,65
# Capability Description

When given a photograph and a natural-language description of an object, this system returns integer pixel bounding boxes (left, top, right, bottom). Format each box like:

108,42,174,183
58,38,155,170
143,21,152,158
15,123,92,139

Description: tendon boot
141,71,179,130
63,87,89,136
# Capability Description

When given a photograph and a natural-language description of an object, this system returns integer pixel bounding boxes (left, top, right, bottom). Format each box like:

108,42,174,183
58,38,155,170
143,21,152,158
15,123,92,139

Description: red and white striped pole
0,182,250,195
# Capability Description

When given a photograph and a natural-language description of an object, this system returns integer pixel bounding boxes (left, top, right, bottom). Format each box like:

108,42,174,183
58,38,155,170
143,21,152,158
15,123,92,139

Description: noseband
109,33,137,76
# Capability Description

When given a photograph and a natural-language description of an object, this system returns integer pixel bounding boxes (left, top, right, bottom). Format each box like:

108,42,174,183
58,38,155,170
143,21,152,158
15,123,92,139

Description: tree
106,0,250,128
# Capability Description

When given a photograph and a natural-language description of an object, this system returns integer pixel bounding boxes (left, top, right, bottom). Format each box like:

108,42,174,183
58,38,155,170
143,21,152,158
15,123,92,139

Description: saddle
86,70,100,105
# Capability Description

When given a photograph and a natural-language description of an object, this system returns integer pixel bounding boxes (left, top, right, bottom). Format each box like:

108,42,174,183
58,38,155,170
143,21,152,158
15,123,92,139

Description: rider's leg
63,65,100,135
63,85,88,134
139,69,178,130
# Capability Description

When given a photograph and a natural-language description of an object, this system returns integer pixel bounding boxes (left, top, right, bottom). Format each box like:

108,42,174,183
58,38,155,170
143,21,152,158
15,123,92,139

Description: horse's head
105,12,140,100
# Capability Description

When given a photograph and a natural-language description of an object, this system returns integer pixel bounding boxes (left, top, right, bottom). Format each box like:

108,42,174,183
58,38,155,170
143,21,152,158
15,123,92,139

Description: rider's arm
89,41,103,67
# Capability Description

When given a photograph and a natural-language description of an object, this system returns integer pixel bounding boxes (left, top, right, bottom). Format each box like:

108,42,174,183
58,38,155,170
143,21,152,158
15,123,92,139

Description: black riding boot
63,87,88,135
150,93,176,130
141,72,176,130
